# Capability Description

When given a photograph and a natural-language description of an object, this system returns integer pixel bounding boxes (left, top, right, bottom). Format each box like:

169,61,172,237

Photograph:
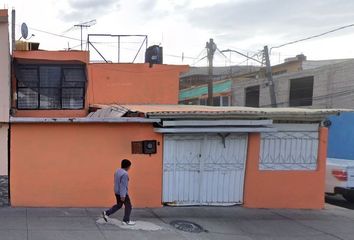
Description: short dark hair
121,159,132,169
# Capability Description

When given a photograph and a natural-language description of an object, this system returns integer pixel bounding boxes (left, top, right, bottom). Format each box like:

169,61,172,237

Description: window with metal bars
15,64,86,110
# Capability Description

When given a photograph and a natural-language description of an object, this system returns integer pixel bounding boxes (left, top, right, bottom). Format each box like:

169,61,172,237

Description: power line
271,23,354,50
22,25,83,42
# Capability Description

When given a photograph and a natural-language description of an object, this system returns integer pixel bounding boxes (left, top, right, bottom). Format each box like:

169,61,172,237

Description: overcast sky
2,0,354,66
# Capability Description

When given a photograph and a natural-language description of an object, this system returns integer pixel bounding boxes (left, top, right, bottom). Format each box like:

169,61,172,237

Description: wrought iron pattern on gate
260,131,319,170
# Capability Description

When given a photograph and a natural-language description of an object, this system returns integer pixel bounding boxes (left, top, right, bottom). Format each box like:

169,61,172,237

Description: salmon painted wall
13,51,89,63
243,128,328,209
88,63,188,105
10,123,163,207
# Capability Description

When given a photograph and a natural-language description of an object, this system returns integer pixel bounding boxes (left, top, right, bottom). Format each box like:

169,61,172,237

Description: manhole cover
170,220,205,233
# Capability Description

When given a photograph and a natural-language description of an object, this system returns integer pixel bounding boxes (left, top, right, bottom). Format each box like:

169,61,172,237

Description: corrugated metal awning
90,104,347,122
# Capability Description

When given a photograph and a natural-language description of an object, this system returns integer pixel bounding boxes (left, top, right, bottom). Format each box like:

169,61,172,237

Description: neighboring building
0,9,10,206
232,55,354,108
179,79,232,106
179,65,258,106
179,55,311,106
180,65,258,89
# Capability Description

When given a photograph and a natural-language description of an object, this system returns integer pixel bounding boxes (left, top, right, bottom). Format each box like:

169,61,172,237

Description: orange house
8,50,337,209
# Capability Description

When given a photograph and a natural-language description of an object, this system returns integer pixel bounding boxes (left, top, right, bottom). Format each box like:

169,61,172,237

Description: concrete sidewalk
0,204,354,240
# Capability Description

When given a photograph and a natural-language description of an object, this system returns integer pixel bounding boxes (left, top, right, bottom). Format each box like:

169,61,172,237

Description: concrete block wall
232,60,354,109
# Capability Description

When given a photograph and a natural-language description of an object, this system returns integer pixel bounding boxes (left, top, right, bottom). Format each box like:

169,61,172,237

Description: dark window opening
289,76,314,107
213,96,220,106
245,85,260,107
16,64,86,110
221,96,230,106
200,98,207,105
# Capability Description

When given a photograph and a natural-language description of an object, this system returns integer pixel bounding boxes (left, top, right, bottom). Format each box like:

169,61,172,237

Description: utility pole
206,38,216,106
263,45,277,107
73,20,96,50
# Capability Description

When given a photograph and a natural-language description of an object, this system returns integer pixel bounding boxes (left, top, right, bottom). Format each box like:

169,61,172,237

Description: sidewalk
1,204,354,240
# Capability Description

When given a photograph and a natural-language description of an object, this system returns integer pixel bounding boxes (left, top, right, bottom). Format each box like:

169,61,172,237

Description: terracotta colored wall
243,128,328,209
13,110,88,118
88,63,188,105
13,51,89,63
10,123,163,207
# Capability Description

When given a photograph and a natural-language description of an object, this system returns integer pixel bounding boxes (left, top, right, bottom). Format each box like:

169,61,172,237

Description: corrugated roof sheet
90,104,348,122
179,80,231,101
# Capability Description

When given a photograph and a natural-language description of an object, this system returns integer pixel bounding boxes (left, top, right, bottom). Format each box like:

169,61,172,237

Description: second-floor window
15,64,86,110
289,76,314,107
245,85,260,107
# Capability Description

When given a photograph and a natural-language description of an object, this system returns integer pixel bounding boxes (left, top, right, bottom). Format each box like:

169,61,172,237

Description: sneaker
102,211,108,222
122,220,136,225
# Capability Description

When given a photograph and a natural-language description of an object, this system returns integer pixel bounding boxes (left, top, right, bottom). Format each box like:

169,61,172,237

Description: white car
326,158,354,203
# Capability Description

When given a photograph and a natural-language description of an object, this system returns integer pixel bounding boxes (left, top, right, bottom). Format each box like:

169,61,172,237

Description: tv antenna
70,19,96,50
19,22,35,40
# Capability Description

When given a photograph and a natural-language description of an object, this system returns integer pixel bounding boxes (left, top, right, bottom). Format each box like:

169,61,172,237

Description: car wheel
343,193,354,203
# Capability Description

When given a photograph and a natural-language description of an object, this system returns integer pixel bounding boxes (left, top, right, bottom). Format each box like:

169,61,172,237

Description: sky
2,0,354,66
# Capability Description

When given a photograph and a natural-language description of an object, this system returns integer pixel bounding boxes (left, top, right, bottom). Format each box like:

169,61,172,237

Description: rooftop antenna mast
73,19,96,50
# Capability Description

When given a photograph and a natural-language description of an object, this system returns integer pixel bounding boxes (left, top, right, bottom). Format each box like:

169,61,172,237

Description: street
1,204,354,240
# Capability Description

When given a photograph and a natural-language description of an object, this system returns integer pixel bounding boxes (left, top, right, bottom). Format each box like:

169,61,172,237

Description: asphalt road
325,194,354,210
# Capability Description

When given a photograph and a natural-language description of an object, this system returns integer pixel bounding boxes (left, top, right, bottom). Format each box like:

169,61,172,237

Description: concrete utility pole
206,38,217,106
263,45,277,107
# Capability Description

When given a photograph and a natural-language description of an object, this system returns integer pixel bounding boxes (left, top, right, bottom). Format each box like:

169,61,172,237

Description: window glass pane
17,67,38,87
39,66,61,87
40,88,61,109
62,88,84,109
222,96,230,106
213,96,221,106
18,88,38,109
63,68,85,82
62,81,85,88
200,98,207,105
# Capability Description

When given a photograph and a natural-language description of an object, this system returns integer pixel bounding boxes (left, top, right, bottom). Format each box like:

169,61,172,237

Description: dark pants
106,194,132,222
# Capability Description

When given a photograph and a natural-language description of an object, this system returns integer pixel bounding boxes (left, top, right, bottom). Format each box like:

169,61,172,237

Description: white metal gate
163,133,248,205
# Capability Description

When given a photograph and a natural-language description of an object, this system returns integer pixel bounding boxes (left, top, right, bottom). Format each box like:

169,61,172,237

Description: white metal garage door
163,133,248,206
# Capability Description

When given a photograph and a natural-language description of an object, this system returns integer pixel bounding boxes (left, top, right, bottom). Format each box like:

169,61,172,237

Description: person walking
102,159,135,225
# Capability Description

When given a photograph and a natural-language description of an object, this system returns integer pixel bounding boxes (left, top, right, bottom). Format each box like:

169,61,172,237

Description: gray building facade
232,59,354,109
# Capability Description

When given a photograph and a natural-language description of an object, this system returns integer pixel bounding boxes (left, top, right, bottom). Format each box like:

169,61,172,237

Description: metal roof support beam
154,127,276,133
162,119,273,127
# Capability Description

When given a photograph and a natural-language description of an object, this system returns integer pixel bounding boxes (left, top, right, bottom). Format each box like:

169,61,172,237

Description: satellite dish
21,23,28,40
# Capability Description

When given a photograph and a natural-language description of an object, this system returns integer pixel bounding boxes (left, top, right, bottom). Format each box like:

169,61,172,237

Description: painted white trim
162,119,273,127
10,117,160,123
273,123,319,132
155,127,275,133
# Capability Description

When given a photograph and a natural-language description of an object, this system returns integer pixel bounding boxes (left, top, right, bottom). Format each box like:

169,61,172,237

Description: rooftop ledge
9,117,159,123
